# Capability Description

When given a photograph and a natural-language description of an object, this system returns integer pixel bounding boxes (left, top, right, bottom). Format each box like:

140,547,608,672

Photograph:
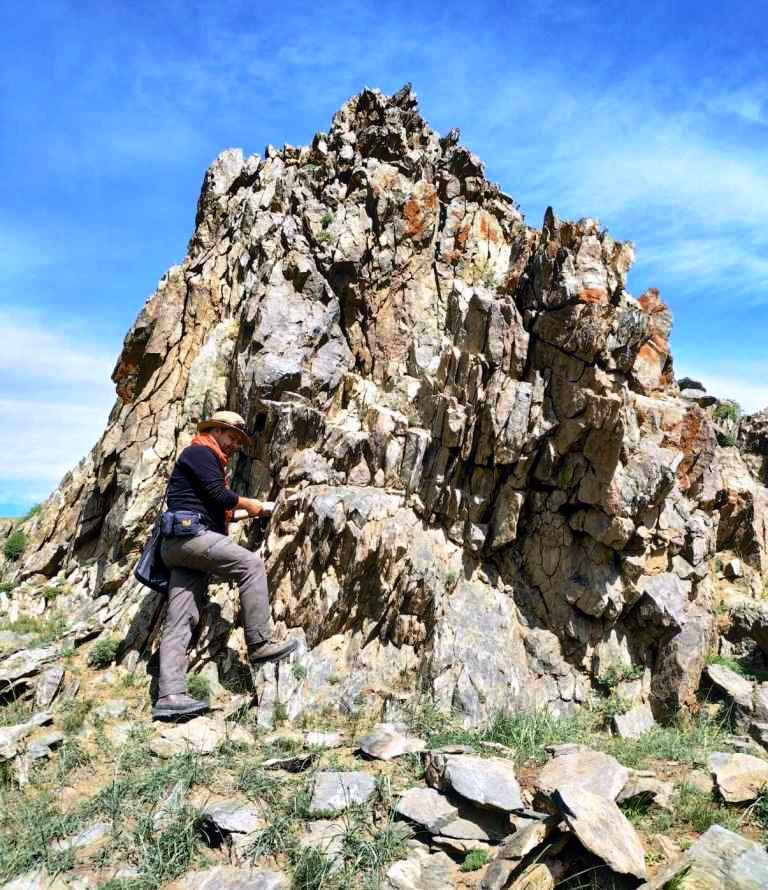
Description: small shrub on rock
3,530,27,562
87,637,120,668
187,673,210,701
461,849,490,872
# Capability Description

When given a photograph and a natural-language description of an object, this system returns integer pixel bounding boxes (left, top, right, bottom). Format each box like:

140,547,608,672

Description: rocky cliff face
4,85,768,726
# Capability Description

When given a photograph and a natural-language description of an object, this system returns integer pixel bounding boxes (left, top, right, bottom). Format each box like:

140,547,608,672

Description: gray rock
724,558,744,580
555,786,646,880
150,716,252,758
395,787,458,834
309,771,376,816
261,752,317,772
616,775,674,811
94,699,130,721
304,730,343,749
613,703,656,738
153,780,187,830
200,799,265,836
708,751,768,803
384,846,456,890
706,664,755,711
640,824,768,889
0,712,52,761
34,666,65,709
358,723,426,761
427,753,523,812
179,866,288,889
535,749,629,801
299,819,346,866
26,731,65,761
506,864,556,890
0,872,69,890
52,821,111,851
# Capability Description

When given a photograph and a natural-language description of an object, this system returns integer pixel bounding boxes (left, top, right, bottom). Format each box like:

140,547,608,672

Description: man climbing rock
152,410,297,720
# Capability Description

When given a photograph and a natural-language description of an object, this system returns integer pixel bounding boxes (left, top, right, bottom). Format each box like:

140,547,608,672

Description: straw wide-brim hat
198,410,253,444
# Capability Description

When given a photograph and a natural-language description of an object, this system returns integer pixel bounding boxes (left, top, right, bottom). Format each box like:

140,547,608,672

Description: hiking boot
152,693,209,720
248,638,299,666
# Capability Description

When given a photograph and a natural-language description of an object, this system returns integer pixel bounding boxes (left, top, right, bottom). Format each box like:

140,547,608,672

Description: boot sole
249,641,299,665
152,703,209,720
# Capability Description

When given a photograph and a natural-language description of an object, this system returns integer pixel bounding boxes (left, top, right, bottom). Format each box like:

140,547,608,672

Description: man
153,410,297,720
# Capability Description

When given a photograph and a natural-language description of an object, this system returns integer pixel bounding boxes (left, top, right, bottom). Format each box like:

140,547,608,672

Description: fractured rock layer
6,84,768,724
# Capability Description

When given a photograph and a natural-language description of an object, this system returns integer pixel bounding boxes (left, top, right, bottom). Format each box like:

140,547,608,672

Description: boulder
395,787,459,834
200,799,266,837
426,753,523,812
706,663,755,711
384,846,456,890
640,824,768,889
708,751,768,803
535,749,629,801
554,786,646,880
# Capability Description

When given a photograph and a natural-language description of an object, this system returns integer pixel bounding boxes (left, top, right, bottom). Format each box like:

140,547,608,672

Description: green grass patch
0,582,14,594
61,699,92,734
0,612,66,644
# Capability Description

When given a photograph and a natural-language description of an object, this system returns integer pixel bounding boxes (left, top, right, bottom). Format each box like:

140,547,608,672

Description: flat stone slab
0,872,70,890
708,751,768,803
304,730,343,749
309,770,376,815
639,824,768,889
178,866,288,889
395,787,459,834
358,722,426,761
427,753,523,812
613,703,656,739
150,716,252,758
536,749,629,801
0,712,52,761
52,821,111,852
299,819,346,865
706,664,755,711
261,752,317,772
384,847,455,890
200,799,265,835
555,786,646,880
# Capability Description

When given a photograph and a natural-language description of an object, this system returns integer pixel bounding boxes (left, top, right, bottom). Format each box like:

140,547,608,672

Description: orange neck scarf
191,433,234,530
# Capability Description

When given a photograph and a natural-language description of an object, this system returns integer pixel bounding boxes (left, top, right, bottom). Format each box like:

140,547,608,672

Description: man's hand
236,497,264,517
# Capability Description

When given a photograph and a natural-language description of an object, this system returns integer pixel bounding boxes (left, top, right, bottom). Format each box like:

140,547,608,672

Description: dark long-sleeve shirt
166,444,238,534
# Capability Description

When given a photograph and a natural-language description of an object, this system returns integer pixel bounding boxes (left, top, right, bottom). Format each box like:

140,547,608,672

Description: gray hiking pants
158,531,271,697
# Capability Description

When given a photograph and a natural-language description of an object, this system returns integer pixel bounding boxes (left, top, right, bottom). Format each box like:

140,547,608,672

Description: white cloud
0,312,116,498
0,309,117,386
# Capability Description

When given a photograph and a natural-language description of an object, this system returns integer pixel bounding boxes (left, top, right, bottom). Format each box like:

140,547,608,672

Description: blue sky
1,0,767,515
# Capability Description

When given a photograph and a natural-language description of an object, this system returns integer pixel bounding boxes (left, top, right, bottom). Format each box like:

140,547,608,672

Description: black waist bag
161,510,207,537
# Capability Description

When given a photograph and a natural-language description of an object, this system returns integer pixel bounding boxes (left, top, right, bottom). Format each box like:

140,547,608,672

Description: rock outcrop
3,84,768,727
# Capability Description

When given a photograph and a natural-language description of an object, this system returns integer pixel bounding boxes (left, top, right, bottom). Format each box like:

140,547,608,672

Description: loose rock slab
179,866,287,889
708,751,768,803
395,787,459,834
706,664,755,711
309,771,376,815
639,824,768,889
358,723,426,761
555,786,646,880
613,703,656,739
0,712,52,761
536,749,629,801
150,716,252,758
427,753,523,812
200,799,265,836
384,847,455,890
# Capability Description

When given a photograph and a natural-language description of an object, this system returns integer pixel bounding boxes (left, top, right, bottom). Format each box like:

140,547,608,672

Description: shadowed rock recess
5,85,768,726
